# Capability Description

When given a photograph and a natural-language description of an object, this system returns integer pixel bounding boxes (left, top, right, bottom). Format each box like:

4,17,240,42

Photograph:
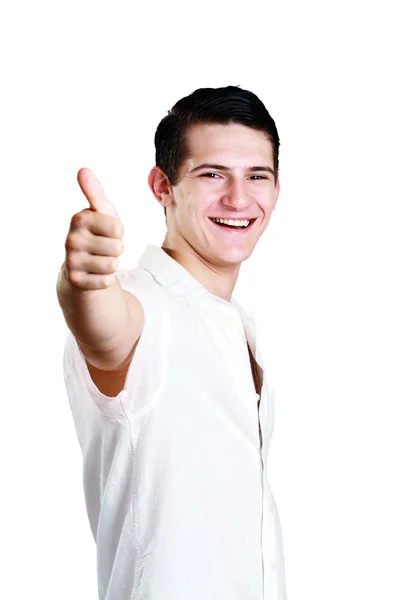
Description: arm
57,168,144,395
57,267,144,370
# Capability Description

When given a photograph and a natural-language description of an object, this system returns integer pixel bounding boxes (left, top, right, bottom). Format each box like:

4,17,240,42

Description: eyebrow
189,163,275,175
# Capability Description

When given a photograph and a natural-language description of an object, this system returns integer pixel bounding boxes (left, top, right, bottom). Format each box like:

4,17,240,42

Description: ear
147,166,174,209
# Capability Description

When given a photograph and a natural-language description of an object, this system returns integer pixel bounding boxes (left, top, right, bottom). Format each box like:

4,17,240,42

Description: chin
210,245,254,267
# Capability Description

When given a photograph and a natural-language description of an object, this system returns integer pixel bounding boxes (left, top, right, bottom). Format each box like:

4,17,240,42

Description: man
57,85,287,599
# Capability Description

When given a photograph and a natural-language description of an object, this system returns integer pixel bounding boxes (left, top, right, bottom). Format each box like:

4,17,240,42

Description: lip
208,217,257,237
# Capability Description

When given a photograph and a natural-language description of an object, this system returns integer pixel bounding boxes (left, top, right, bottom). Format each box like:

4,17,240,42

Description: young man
57,86,287,600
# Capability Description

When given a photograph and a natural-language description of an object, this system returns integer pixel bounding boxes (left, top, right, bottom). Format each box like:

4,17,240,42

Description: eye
249,175,268,180
200,172,221,179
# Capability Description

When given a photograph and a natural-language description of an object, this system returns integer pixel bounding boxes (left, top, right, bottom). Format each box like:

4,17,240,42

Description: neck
161,237,240,303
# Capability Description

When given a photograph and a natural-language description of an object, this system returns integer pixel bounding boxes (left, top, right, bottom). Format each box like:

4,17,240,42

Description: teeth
211,218,251,227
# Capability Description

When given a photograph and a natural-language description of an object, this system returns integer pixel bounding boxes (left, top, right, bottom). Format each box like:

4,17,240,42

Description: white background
1,0,399,598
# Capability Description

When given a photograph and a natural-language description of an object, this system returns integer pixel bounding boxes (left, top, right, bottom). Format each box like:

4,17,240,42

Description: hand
63,168,124,290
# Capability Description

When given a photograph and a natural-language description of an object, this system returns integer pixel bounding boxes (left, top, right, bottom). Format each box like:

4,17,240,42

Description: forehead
184,122,274,164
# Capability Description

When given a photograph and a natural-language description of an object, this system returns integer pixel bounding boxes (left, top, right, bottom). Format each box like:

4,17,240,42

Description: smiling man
57,86,287,600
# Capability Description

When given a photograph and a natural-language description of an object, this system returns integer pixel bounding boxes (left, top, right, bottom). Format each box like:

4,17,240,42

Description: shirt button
271,560,277,571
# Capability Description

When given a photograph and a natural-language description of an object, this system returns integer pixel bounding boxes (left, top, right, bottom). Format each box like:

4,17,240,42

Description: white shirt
63,244,287,600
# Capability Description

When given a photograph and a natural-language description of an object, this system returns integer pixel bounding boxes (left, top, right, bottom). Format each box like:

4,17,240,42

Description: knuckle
70,210,87,230
68,270,83,288
65,232,81,252
98,274,115,289
106,273,116,287
95,278,106,290
65,252,78,271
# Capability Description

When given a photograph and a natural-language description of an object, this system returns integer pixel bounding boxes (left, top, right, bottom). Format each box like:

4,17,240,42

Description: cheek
188,191,214,216
258,190,277,212
176,182,219,220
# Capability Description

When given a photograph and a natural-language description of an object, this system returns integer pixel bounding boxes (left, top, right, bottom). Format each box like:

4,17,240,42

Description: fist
64,168,124,290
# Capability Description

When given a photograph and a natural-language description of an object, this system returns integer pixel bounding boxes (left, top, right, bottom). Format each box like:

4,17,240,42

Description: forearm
56,263,131,358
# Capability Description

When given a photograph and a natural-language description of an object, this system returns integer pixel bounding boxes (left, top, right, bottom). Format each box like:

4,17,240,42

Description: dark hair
154,86,280,217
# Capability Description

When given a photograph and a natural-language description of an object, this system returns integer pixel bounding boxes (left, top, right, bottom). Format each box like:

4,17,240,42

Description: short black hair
153,86,280,217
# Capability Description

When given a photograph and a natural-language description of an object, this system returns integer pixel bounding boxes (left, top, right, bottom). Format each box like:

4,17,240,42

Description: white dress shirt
63,245,287,599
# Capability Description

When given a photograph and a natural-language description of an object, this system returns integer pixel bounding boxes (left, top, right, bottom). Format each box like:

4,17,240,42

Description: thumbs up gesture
64,168,124,290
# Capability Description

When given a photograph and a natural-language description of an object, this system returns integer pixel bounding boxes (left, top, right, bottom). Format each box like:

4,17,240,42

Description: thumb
77,168,120,219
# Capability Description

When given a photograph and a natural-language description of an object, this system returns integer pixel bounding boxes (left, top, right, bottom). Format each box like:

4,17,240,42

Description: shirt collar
137,245,211,302
137,245,260,361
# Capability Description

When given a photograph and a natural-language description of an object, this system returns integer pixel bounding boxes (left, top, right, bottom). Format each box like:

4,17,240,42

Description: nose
221,177,251,211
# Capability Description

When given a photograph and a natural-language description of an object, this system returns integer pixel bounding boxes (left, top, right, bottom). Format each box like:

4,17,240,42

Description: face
154,122,280,270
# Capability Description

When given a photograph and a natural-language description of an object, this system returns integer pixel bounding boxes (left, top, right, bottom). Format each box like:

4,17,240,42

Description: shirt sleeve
62,268,168,431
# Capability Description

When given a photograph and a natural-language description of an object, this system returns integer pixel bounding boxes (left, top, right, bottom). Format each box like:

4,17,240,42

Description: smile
208,217,257,235
209,217,256,230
